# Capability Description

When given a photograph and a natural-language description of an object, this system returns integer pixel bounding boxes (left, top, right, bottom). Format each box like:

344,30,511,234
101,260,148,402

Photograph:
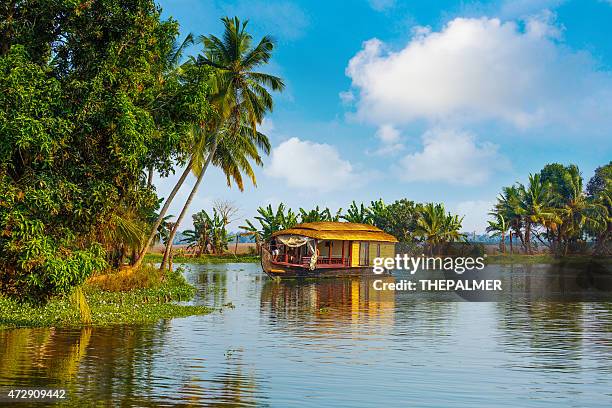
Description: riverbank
144,253,260,264
0,267,212,329
485,254,611,264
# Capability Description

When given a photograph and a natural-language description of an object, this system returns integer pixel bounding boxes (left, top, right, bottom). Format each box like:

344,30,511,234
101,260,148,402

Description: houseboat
261,221,398,278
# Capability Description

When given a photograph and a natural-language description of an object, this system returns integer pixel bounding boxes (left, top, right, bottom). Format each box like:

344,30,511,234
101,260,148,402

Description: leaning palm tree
158,17,284,270
134,33,199,269
160,119,271,268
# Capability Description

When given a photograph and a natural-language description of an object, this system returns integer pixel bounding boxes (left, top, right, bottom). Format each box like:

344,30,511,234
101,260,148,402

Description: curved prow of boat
261,221,398,278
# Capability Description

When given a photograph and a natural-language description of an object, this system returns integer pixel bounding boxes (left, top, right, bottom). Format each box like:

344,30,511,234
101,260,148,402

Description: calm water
1,263,612,407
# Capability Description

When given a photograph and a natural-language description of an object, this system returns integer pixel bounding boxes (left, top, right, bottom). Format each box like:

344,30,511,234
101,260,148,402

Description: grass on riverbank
0,266,212,329
144,252,260,264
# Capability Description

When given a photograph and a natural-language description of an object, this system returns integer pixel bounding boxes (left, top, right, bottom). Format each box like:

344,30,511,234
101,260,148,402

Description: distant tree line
240,200,466,255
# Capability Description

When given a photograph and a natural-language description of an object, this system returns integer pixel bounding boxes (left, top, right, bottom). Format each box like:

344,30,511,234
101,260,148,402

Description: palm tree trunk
525,223,532,255
132,158,193,270
501,232,505,254
161,136,220,271
509,231,513,254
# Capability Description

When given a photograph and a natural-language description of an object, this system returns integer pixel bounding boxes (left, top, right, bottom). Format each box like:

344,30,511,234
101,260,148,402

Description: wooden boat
261,221,398,278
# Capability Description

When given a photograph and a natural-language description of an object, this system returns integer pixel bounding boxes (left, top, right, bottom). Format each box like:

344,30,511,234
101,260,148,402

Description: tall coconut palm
516,174,559,254
550,167,593,255
415,203,447,255
159,17,284,270
415,203,465,255
134,33,199,269
486,212,508,253
494,185,524,249
160,119,271,268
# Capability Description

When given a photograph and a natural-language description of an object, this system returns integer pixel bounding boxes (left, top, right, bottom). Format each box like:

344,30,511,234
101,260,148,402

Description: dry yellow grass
86,265,166,292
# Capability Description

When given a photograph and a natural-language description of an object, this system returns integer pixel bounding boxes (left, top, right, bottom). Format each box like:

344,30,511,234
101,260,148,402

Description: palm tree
415,203,465,255
414,203,447,255
160,119,272,268
516,174,559,254
134,33,200,268
550,167,593,255
586,186,611,255
159,17,284,270
486,212,508,253
494,185,524,250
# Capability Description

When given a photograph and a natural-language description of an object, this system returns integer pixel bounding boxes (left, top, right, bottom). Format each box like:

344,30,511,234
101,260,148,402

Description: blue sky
155,0,612,233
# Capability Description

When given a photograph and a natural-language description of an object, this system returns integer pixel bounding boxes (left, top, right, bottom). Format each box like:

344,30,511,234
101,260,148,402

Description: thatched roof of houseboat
271,222,398,243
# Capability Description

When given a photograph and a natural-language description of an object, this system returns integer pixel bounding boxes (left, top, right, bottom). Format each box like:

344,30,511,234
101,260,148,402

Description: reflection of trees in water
260,277,461,341
502,262,612,301
495,301,612,371
260,278,396,336
0,327,91,384
194,267,229,306
496,263,612,371
0,322,172,405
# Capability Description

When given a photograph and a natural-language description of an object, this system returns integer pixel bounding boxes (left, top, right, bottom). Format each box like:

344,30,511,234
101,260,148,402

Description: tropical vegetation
0,1,282,307
488,162,611,256
240,199,466,254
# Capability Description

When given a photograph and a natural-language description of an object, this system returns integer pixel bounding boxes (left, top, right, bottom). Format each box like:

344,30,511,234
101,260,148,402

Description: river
1,262,611,407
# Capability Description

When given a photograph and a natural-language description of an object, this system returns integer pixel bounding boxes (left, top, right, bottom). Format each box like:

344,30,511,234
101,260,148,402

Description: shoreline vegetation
0,266,212,330
2,253,609,330
144,253,259,264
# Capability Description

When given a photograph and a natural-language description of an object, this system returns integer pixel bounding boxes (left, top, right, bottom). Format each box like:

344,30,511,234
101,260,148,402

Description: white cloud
345,15,612,130
371,124,404,155
398,129,509,185
368,0,395,11
454,200,495,234
339,90,355,105
265,137,358,192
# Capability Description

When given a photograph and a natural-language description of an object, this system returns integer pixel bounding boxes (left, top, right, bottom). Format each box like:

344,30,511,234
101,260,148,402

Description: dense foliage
240,200,466,254
0,1,211,300
489,162,611,255
183,209,232,255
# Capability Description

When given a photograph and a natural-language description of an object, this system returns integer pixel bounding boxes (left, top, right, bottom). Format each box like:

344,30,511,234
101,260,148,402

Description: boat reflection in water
260,277,396,337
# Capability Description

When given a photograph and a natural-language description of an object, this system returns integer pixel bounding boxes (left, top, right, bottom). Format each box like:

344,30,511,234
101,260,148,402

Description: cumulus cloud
345,15,612,130
265,137,358,192
398,129,509,185
339,90,355,105
371,124,404,155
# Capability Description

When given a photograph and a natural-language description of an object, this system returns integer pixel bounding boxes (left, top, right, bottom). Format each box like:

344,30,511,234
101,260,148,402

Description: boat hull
263,262,380,278
260,245,388,279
